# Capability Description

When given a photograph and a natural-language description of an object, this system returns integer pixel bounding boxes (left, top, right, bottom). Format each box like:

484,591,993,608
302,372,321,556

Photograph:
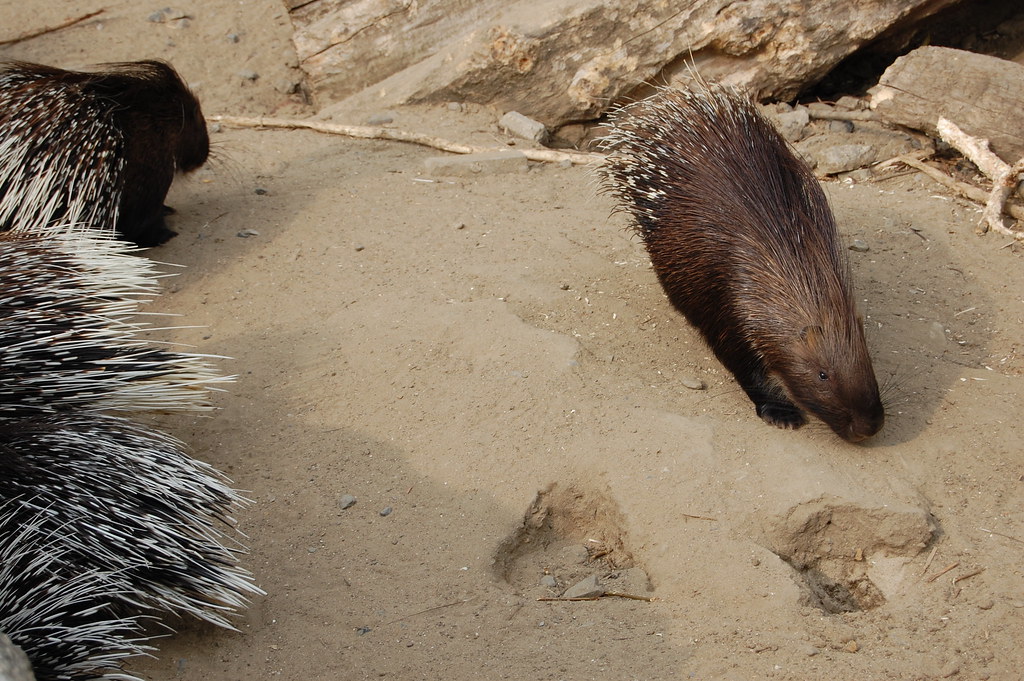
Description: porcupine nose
844,403,885,443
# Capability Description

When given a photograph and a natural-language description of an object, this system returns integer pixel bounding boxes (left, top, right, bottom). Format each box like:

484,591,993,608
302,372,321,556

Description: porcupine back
0,60,208,246
601,83,884,442
0,231,228,416
0,230,259,678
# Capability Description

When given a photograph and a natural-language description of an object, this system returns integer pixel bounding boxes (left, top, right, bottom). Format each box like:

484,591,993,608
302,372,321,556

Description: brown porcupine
0,230,260,680
601,82,884,442
0,60,209,247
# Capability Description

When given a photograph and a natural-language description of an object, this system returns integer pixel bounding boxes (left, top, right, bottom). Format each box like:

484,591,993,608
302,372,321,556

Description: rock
499,111,547,143
379,506,393,516
844,640,859,653
562,574,604,599
849,239,870,253
827,119,854,134
290,0,960,128
0,634,34,681
681,376,706,391
834,95,864,111
540,574,558,588
423,151,528,177
339,494,357,509
238,69,260,82
871,46,1024,163
809,143,877,175
771,106,810,142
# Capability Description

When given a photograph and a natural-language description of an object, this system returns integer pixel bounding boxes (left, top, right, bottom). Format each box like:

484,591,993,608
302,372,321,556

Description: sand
2,3,1022,680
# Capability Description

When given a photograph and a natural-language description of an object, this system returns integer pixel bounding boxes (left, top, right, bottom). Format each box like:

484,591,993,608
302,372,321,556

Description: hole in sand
784,559,887,614
493,482,652,598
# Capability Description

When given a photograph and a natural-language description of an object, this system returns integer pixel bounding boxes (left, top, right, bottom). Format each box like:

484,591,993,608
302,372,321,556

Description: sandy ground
2,3,1023,681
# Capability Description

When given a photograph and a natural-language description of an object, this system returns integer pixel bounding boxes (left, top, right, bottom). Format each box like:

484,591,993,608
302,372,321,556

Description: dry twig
538,592,654,602
925,561,960,583
210,115,602,166
937,117,1024,239
0,9,103,46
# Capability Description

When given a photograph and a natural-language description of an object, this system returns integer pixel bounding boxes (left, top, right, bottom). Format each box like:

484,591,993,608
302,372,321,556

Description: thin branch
210,115,603,166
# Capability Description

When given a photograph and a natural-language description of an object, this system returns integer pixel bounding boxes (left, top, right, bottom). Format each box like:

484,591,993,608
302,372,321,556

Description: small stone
236,228,260,238
843,640,859,653
452,221,466,230
977,599,994,610
238,69,259,82
254,187,268,195
773,107,810,142
681,376,706,390
803,645,820,657
540,575,558,588
814,144,877,175
828,119,855,133
379,506,393,517
834,95,864,111
562,575,603,599
354,244,365,251
275,79,300,95
147,10,166,22
499,111,547,143
339,494,357,509
849,239,870,252
226,32,240,43
366,112,394,126
447,102,463,112
559,283,570,290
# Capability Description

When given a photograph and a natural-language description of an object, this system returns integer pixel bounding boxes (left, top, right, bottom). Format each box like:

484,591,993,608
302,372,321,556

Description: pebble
815,143,876,175
977,599,994,610
254,187,268,195
238,69,259,82
354,244,365,251
236,228,260,238
540,575,558,588
849,239,870,252
773,107,810,142
681,376,706,391
339,494,357,510
843,640,859,653
562,575,603,599
802,645,820,657
499,111,547,143
828,119,855,134
226,32,240,43
447,102,463,112
834,95,864,111
379,506,393,517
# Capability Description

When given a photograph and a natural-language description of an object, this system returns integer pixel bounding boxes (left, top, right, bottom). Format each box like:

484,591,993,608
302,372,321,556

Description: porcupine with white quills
601,80,884,442
0,231,261,680
0,60,209,246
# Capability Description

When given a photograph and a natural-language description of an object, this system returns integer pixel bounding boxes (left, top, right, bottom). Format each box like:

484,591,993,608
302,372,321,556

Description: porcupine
0,231,260,680
0,60,209,247
601,81,884,442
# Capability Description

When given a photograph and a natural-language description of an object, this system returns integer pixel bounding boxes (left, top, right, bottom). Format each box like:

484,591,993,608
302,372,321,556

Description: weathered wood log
289,0,963,127
871,46,1024,163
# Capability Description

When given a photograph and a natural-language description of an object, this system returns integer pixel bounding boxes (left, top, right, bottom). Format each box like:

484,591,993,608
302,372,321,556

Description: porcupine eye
818,371,829,381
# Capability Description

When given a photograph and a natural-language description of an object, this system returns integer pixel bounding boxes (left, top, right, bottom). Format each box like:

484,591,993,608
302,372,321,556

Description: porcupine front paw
755,400,807,429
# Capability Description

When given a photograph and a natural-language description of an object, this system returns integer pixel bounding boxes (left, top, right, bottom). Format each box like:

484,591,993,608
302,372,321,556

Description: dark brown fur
0,60,208,246
601,83,884,442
